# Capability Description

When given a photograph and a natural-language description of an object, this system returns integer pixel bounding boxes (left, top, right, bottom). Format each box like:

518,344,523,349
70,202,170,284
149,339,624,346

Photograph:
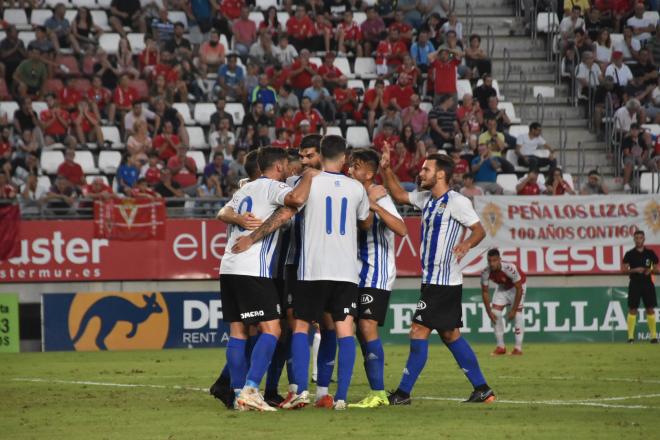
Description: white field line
499,375,660,385
9,377,657,409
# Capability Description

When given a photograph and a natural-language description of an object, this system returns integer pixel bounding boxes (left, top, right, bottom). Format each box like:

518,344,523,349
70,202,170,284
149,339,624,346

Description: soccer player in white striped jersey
379,145,497,405
346,148,408,408
217,147,316,411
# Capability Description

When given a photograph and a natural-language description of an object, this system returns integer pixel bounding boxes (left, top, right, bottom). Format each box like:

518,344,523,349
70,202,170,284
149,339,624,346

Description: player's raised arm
379,142,411,206
283,167,320,208
216,205,263,230
368,185,407,237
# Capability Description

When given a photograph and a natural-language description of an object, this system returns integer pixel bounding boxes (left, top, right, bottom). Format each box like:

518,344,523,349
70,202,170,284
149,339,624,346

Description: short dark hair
350,148,380,171
426,153,454,183
463,172,475,180
244,150,260,179
487,248,500,257
300,134,322,152
634,230,645,236
529,122,542,130
320,135,347,160
257,146,288,171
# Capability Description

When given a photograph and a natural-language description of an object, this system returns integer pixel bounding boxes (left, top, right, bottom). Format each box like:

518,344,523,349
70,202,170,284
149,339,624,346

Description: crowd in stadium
0,0,658,214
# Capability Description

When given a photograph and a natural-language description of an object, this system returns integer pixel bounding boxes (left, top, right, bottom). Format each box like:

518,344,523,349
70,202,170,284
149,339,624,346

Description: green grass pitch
3,343,660,439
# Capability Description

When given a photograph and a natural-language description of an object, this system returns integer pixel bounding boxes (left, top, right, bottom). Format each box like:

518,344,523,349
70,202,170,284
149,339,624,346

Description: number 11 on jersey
325,196,348,235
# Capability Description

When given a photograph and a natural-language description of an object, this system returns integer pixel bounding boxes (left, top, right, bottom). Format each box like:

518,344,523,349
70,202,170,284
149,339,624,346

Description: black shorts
628,281,658,309
294,280,358,323
220,274,282,325
283,265,297,310
413,284,463,331
358,287,391,326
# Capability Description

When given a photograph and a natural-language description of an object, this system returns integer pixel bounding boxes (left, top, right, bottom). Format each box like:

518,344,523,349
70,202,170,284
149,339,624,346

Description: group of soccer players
209,133,501,411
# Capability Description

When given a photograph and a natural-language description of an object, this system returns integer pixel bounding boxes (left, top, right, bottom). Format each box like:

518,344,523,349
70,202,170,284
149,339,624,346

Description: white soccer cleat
333,399,347,411
236,387,277,412
280,390,310,409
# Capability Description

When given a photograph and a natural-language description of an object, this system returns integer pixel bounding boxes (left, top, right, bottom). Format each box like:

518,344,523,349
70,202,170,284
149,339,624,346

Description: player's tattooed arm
283,167,320,208
231,206,297,253
453,222,486,261
216,206,263,230
379,142,411,206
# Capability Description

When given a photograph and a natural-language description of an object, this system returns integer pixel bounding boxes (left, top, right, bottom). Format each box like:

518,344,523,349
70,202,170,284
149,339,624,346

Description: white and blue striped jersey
298,172,371,283
357,194,401,292
409,190,480,286
220,177,292,278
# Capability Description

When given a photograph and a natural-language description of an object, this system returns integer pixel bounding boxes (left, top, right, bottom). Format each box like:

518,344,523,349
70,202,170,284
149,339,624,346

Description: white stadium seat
30,9,53,27
225,103,246,125
97,0,113,8
91,10,110,31
506,149,526,172
325,126,342,136
256,0,278,10
277,12,290,25
194,103,216,125
98,150,122,174
249,11,264,27
640,172,660,194
75,0,98,8
18,32,35,49
4,9,29,29
533,85,555,98
64,10,77,24
353,12,367,26
172,103,194,125
367,79,389,89
127,33,146,54
456,80,472,100
187,151,207,173
101,126,123,148
642,124,660,137
32,101,48,115
496,174,518,195
643,11,659,24
562,173,574,192
348,79,365,95
497,102,521,124
40,151,65,175
168,11,189,29
508,125,529,138
333,57,353,78
309,57,322,67
99,33,121,55
74,151,99,174
346,126,370,148
38,175,52,191
536,12,559,33
354,57,377,79
0,102,19,123
187,126,208,149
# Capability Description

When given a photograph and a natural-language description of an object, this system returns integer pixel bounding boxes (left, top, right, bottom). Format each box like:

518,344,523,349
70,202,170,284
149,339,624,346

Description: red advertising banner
93,198,166,241
0,218,658,283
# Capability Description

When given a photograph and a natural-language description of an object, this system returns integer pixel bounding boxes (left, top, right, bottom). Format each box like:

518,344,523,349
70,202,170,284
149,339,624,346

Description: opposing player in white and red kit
480,249,526,356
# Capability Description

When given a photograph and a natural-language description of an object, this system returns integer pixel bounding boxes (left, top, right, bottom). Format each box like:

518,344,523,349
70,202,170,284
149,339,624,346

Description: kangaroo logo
69,293,168,351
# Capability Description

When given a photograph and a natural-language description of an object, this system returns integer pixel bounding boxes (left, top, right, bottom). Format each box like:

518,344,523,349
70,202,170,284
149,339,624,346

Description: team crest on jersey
481,202,503,236
416,300,427,310
435,203,446,215
335,180,341,187
644,200,660,233
360,294,374,304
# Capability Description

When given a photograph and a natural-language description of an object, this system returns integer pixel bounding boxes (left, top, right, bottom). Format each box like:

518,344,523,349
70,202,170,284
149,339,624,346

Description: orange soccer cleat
510,348,523,355
491,346,506,356
314,394,335,409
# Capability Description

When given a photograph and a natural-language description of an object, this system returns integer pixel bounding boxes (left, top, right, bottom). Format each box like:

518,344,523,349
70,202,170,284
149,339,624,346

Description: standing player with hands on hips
480,249,526,356
379,142,497,405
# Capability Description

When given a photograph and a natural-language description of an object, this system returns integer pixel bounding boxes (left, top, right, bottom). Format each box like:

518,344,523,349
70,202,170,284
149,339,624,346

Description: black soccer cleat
628,339,635,344
387,389,412,405
264,392,285,407
651,338,658,344
463,388,496,403
209,375,234,409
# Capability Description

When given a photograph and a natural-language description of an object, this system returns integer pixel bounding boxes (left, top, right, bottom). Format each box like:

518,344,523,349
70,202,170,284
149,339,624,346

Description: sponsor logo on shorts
240,310,265,319
351,302,357,308
416,300,427,310
360,294,374,304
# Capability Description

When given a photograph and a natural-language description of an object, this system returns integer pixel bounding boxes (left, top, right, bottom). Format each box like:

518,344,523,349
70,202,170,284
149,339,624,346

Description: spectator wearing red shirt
220,0,244,21
545,168,576,195
141,153,163,186
276,106,297,132
333,76,360,132
516,169,544,195
0,174,17,200
167,146,198,194
87,76,112,117
40,94,73,146
59,79,82,112
232,6,257,57
456,93,484,140
153,120,181,161
397,55,421,87
373,122,401,152
375,28,408,74
289,49,319,93
401,94,429,137
336,11,363,56
108,75,138,126
389,10,413,45
286,6,316,51
131,178,161,198
82,177,113,200
293,97,326,134
391,140,417,190
292,119,312,149
57,148,85,188
385,74,415,110
318,52,343,91
138,36,160,76
272,127,292,149
430,48,461,102
362,79,388,136
265,63,290,91
72,98,104,147
0,128,12,160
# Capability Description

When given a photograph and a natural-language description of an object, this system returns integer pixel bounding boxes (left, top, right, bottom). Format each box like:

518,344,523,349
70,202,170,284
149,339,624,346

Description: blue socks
226,337,247,391
316,330,337,388
335,336,356,401
446,337,487,389
265,337,288,394
291,332,310,393
245,333,278,389
364,338,385,391
245,334,259,368
398,338,428,394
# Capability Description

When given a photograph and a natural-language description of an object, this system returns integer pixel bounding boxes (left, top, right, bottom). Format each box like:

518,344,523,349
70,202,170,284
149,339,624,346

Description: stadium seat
309,57,323,67
497,102,521,124
640,172,660,194
91,10,111,31
44,0,70,7
86,175,110,185
168,11,189,29
346,126,370,148
40,151,65,175
505,149,526,172
609,33,624,47
326,126,342,136
101,126,123,148
97,0,112,8
98,150,122,174
256,0,278,10
187,126,208,149
44,78,64,94
64,10,77,24
0,102,19,123
18,32,36,48
30,9,53,26
187,150,207,173
127,33,146,54
354,57,377,79
643,11,659,24
225,103,246,125
353,12,367,26
129,80,149,100
562,173,574,191
75,150,99,174
37,175,52,191
99,33,121,55
172,103,194,125
642,124,660,137
0,31,5,43
456,80,472,100
496,174,518,195
508,125,529,138
3,9,29,30
419,102,433,113
56,56,80,76
194,103,216,126
536,12,559,33
277,12,290,25
333,57,353,78
348,79,365,95
249,12,264,28
74,0,98,8
32,101,48,115
533,85,555,98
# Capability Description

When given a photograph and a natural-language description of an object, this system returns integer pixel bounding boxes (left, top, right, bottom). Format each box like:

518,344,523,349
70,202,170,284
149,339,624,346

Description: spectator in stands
0,26,27,86
646,77,660,123
116,38,140,80
397,0,423,28
14,130,39,160
41,94,75,148
242,101,270,128
621,122,652,191
479,117,514,173
209,116,237,158
627,2,655,45
593,29,613,72
12,46,48,99
249,33,277,68
429,48,460,103
82,177,113,201
545,167,576,195
72,99,104,148
623,77,653,120
304,75,335,122
127,119,153,162
515,122,557,170
336,11,363,57
312,12,334,54
167,22,193,60
390,10,414,45
249,74,277,110
124,101,158,137
272,127,292,149
153,98,189,146
459,172,483,200
615,26,641,63
44,176,78,215
168,146,198,196
440,30,471,79
482,95,515,147
276,105,296,131
376,28,408,76
471,143,503,195
614,98,642,133
465,34,492,77
13,98,42,141
198,30,226,78
19,174,47,209
227,149,249,193
0,171,17,200
457,93,483,143
204,152,229,193
153,120,181,161
428,94,460,150
140,152,162,186
116,153,140,194
88,76,112,120
0,128,13,161
287,6,316,52
58,78,82,113
130,178,160,199
363,79,388,136
516,169,544,195
108,75,138,126
581,169,609,194
216,54,246,102
605,51,634,89
29,25,55,57
272,34,298,68
440,12,463,42
45,3,81,55
277,85,300,112
401,94,428,138
333,76,360,133
152,8,175,47
398,54,421,87
210,97,234,132
632,48,658,87
376,105,403,135
289,50,319,98
373,121,401,151
155,167,185,204
318,52,343,92
385,74,415,111
410,29,435,74
259,6,282,38
237,123,258,150
424,12,444,48
577,51,603,96
361,6,386,56
560,6,586,42
110,0,147,37
648,24,660,64
57,148,85,188
294,96,326,134
72,7,103,51
230,6,256,57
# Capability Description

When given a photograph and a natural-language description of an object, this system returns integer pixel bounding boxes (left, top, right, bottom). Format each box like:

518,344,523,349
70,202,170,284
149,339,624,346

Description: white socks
514,311,525,350
492,308,505,348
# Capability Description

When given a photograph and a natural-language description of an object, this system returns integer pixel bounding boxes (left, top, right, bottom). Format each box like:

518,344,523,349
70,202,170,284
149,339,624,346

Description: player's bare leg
511,307,525,355
491,304,506,355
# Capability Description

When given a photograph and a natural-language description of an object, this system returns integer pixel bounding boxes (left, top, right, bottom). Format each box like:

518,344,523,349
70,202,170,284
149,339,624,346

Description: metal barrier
570,50,581,107
449,0,456,12
535,93,545,125
611,116,624,178
558,115,567,166
586,70,597,131
603,92,615,157
486,24,495,58
575,141,586,191
465,2,475,37
502,47,512,97
518,69,529,120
